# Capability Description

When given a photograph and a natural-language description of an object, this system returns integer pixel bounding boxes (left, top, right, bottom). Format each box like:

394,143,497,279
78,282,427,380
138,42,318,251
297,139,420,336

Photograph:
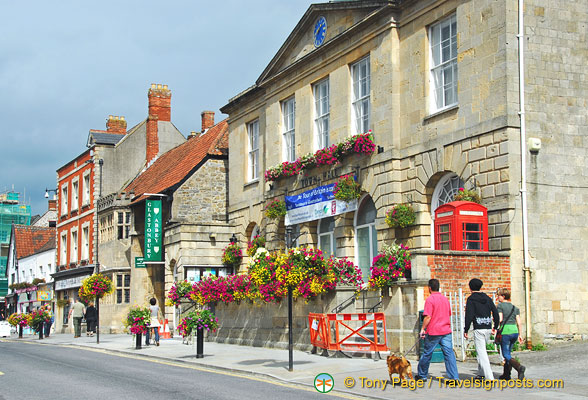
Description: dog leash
402,342,417,358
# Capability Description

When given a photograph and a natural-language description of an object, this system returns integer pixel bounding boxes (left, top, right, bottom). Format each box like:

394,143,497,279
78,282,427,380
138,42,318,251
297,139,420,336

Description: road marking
0,371,4,375
2,340,361,399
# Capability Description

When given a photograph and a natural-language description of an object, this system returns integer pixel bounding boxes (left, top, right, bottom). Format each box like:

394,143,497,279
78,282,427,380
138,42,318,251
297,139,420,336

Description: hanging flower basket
453,188,482,203
264,199,287,219
385,204,416,228
178,309,218,337
80,273,114,300
333,174,361,202
368,242,412,289
124,305,151,335
7,313,29,328
247,235,266,257
222,243,243,268
28,309,51,332
166,280,193,306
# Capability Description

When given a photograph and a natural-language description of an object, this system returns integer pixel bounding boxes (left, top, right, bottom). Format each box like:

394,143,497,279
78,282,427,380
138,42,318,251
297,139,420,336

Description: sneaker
414,375,426,382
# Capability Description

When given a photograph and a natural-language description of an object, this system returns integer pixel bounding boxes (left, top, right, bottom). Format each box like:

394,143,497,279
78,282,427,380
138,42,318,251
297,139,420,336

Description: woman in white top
146,298,161,346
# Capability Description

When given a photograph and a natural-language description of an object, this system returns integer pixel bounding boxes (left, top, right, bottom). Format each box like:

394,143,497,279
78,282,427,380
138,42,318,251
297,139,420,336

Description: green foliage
532,343,548,351
264,199,287,219
454,188,482,203
333,174,361,202
385,204,416,228
222,243,243,267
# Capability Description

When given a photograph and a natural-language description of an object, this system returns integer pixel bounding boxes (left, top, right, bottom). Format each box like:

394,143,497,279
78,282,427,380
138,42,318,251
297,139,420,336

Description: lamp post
94,158,103,344
44,188,57,199
285,225,294,372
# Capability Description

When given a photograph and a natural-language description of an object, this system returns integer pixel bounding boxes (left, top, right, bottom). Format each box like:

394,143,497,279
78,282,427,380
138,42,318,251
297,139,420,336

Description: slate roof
87,131,126,146
125,119,228,204
13,225,56,259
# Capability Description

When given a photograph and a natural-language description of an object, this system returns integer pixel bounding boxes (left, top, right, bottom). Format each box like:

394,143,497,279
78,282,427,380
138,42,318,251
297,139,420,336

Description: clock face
314,16,327,47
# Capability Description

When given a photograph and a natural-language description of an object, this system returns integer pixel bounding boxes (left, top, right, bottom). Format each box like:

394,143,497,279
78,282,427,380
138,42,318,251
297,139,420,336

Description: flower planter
196,327,204,358
19,326,23,338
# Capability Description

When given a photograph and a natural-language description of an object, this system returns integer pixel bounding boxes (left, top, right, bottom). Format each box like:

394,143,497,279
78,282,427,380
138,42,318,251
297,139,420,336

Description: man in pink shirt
415,279,460,381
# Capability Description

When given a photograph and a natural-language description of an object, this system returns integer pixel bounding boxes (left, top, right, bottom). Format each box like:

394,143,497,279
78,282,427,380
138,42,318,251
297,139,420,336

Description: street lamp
44,188,57,199
284,225,301,372
94,158,103,344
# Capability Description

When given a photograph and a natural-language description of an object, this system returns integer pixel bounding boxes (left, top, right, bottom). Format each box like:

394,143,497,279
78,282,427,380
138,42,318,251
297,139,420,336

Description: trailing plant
7,313,29,327
56,299,70,308
124,305,151,335
166,280,193,306
333,174,361,202
264,132,376,181
32,278,46,286
222,243,243,267
247,235,266,257
385,203,416,228
178,309,218,337
264,199,287,219
8,282,34,291
80,273,114,300
368,242,412,289
28,308,51,331
453,187,482,203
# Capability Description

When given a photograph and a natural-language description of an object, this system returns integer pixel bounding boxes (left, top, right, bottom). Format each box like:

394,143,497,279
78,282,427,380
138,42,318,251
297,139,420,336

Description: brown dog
387,354,414,381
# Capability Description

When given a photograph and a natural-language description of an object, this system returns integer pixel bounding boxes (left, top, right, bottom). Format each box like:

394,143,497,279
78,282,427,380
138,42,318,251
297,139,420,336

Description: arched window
318,216,335,257
431,173,465,248
432,173,465,212
355,196,377,278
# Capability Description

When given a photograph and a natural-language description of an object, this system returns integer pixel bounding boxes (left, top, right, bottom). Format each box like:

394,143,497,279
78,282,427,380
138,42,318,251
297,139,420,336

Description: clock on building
314,16,327,47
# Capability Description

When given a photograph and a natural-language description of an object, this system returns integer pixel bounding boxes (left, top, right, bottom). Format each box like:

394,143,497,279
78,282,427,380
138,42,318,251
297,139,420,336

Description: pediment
257,1,392,85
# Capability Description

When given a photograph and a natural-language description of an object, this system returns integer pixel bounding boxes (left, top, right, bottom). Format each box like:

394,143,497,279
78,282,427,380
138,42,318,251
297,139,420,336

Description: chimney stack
106,115,127,134
201,111,215,132
48,199,57,211
146,83,171,164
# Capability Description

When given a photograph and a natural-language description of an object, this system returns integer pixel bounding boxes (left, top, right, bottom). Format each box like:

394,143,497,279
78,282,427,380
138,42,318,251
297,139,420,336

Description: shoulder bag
494,304,515,344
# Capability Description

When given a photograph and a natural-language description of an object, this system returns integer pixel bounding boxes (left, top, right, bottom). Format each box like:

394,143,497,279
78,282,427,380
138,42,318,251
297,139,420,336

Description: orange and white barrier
159,319,172,339
308,312,388,353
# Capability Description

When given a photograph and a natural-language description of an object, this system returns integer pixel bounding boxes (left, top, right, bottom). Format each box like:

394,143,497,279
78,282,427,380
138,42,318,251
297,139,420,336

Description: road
0,341,337,400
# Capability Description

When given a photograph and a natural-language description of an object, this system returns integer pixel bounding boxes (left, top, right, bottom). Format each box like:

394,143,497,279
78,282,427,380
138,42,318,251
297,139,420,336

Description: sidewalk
5,332,586,399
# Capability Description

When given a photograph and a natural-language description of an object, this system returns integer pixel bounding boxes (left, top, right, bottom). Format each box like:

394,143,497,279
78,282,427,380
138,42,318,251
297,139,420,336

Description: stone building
124,113,231,327
220,0,587,346
53,84,186,333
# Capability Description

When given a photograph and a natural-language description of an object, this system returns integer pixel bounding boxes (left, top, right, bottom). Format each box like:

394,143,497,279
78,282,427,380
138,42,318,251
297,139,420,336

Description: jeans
73,317,82,337
500,333,519,362
473,329,494,379
146,326,160,344
417,333,459,380
44,321,52,337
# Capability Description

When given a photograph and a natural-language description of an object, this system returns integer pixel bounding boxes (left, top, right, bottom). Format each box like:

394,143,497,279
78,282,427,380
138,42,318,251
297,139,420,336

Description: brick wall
427,252,510,296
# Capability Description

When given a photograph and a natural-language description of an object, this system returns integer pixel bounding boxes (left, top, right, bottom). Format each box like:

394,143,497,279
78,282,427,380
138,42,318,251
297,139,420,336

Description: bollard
19,326,23,338
196,327,204,358
39,325,44,340
135,333,142,350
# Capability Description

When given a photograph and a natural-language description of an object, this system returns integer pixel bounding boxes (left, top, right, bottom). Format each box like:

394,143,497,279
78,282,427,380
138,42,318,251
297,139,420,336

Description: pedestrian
44,305,54,338
464,278,499,380
68,298,85,338
415,279,460,381
496,288,526,380
85,302,97,336
145,298,160,346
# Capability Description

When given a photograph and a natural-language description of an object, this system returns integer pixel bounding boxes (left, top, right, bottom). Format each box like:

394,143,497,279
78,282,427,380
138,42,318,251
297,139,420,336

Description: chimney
106,115,127,134
146,83,171,164
48,199,57,211
201,111,215,131
188,130,198,139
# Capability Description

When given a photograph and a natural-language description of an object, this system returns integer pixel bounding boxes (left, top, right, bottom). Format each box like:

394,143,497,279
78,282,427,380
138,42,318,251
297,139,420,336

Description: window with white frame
82,225,90,261
318,216,335,257
71,179,79,211
355,196,378,278
430,14,458,112
282,97,296,162
60,232,67,265
60,184,68,215
314,79,330,150
248,119,259,181
351,56,370,135
83,172,91,206
70,229,78,264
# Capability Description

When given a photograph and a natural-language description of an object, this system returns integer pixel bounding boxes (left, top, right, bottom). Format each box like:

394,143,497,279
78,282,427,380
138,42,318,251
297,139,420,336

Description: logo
314,373,334,393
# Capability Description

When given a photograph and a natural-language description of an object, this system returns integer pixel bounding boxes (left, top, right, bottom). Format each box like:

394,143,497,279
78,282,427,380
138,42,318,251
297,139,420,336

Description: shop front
52,266,94,333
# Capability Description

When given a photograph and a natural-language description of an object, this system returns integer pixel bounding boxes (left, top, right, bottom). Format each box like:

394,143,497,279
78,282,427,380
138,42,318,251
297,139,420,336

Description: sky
0,0,312,216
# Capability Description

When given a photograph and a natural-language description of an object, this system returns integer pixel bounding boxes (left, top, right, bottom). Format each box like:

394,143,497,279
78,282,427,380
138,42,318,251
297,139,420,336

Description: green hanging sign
144,199,162,262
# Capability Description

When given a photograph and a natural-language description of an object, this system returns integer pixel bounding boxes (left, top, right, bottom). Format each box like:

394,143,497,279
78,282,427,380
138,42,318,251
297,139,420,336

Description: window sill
244,179,259,189
424,104,458,123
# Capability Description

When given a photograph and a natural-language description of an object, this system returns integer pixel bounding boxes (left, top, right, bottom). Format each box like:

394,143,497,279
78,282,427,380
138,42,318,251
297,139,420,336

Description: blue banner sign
284,182,357,225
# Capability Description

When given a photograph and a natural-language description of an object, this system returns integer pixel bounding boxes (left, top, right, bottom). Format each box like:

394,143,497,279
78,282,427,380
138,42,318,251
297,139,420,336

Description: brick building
220,0,587,345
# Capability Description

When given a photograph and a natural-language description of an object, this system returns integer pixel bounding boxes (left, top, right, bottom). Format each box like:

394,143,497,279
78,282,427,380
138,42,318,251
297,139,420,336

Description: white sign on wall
55,274,90,291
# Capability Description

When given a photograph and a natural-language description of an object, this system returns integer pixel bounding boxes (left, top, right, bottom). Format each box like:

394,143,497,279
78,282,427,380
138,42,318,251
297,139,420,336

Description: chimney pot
163,85,168,90
157,84,162,89
151,83,156,89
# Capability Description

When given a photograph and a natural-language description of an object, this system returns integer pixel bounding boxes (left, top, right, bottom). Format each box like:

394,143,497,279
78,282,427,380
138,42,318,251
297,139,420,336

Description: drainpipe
518,0,532,349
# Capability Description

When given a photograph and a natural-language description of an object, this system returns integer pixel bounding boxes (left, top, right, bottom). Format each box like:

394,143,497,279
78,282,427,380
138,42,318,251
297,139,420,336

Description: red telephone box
434,201,488,251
